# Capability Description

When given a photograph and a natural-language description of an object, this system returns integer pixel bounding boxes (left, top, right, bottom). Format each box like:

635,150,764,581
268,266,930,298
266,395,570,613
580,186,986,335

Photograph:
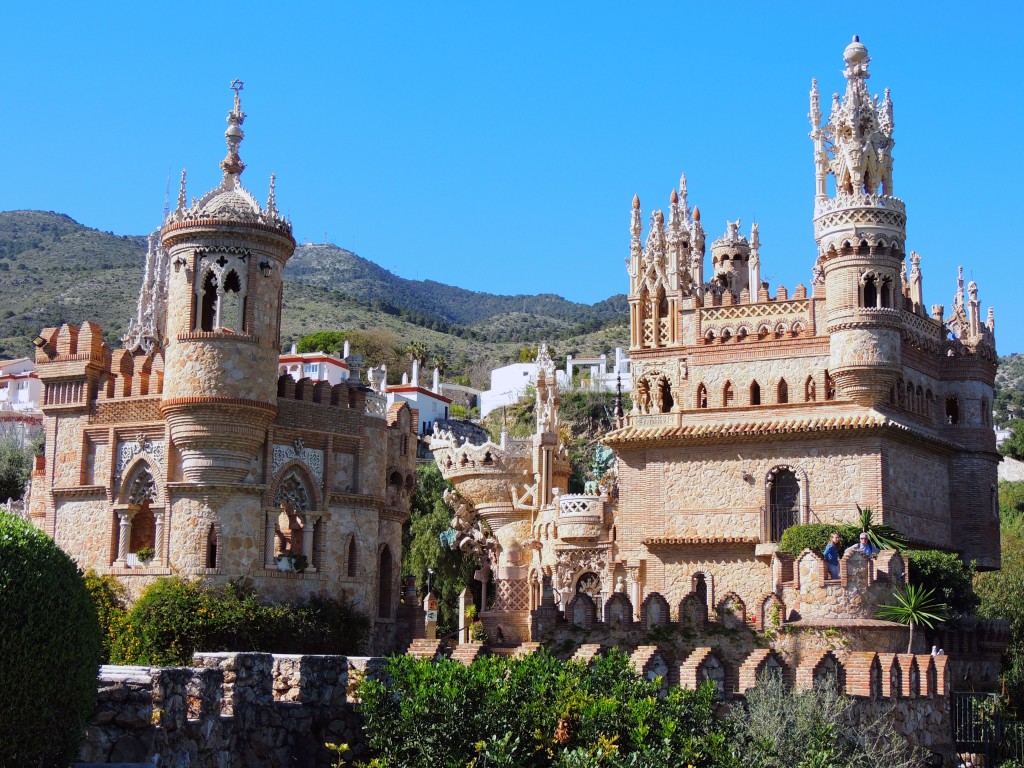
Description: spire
630,195,642,253
267,173,278,216
176,169,187,214
678,172,689,217
220,79,246,181
811,37,895,201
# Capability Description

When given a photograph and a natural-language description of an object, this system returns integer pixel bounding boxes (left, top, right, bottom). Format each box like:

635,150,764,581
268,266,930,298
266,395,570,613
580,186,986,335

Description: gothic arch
691,570,714,613
696,383,708,409
723,381,734,407
119,457,161,506
749,380,761,406
346,534,358,578
765,465,808,542
206,523,221,569
270,461,321,512
804,375,816,402
777,378,789,404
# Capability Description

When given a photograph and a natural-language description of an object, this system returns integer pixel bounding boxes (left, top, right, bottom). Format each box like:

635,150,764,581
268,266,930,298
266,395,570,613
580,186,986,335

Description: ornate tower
709,219,752,297
811,37,904,406
160,82,295,482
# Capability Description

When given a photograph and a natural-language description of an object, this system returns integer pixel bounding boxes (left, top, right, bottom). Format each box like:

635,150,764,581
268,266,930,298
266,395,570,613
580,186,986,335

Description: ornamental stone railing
557,494,604,540
813,193,906,216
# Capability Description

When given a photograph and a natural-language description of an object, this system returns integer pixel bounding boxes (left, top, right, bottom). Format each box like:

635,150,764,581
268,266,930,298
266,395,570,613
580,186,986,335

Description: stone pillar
153,510,165,561
115,510,132,566
264,510,277,568
627,566,642,621
458,588,471,644
423,592,438,641
302,514,320,572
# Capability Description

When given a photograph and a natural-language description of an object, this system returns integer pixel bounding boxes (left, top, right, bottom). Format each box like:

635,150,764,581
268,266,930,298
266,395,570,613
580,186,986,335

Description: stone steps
450,643,488,666
571,643,605,664
406,639,445,661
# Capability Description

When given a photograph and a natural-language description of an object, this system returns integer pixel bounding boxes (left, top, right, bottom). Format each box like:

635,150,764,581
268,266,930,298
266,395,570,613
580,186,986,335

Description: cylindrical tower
811,37,904,407
160,85,295,482
710,219,751,297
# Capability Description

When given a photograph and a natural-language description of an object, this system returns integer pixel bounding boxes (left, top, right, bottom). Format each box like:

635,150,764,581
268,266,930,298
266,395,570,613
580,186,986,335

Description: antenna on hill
162,164,171,220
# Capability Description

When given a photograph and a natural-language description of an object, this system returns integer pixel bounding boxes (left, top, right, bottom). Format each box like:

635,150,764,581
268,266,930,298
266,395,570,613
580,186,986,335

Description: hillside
0,211,628,386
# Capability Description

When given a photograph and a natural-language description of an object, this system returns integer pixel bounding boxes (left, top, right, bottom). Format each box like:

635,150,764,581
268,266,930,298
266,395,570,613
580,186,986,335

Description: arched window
199,271,217,331
945,397,960,425
863,275,878,307
750,381,761,406
206,525,219,568
697,383,708,409
656,377,673,413
981,398,989,426
723,382,734,407
777,379,789,404
880,277,892,308
220,270,242,331
378,545,393,618
693,573,708,607
124,463,157,506
347,537,357,577
276,469,313,512
768,468,801,542
825,370,836,400
805,376,816,402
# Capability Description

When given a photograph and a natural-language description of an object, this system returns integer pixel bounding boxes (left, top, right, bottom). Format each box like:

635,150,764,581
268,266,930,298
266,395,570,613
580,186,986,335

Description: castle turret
710,219,751,297
159,82,295,482
811,37,904,406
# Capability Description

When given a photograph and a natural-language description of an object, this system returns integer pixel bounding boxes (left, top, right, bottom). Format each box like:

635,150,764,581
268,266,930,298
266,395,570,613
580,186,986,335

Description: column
626,566,642,622
264,510,277,568
115,510,132,566
153,511,165,561
302,514,320,572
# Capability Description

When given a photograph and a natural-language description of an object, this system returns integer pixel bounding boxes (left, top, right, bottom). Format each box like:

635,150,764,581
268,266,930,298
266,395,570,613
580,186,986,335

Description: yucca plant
876,584,947,653
856,505,908,552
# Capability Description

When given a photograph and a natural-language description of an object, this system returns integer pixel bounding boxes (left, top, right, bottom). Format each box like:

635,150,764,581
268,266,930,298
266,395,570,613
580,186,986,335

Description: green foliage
731,675,922,768
297,330,348,354
1000,420,1024,461
0,511,102,767
855,505,907,551
905,549,977,618
876,584,947,653
111,577,370,666
977,482,1024,710
403,464,477,635
0,432,40,501
776,524,855,557
83,570,128,663
516,345,539,363
357,649,736,768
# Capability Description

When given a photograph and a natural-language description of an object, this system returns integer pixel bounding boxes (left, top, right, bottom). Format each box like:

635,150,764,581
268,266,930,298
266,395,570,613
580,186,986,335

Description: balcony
557,494,605,541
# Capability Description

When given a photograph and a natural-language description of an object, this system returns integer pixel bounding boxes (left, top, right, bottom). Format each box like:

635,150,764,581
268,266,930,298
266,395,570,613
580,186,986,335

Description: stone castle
430,37,1001,658
26,84,417,652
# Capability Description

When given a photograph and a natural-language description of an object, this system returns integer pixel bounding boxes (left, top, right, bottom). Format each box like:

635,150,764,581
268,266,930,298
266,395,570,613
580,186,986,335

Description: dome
843,35,868,65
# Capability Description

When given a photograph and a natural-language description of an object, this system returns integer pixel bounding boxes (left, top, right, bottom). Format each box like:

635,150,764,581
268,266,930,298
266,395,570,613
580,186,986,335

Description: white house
0,357,43,441
387,361,452,436
278,344,350,385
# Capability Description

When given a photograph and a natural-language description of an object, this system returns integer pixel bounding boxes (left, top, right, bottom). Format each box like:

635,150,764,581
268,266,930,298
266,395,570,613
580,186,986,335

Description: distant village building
432,38,1001,647
28,86,417,652
384,361,451,438
479,347,631,418
0,357,42,441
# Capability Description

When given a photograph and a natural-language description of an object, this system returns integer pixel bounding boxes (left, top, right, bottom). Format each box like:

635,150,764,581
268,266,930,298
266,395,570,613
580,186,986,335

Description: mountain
0,211,629,385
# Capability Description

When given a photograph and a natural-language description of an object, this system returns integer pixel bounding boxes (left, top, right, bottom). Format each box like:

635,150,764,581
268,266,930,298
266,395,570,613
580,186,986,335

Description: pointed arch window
192,249,251,333
723,382,734,407
825,370,836,400
945,397,960,425
199,272,218,331
766,466,803,542
206,525,219,569
125,463,157,506
750,381,761,406
777,379,789,404
863,275,878,308
697,383,708,409
347,537,357,577
275,469,313,512
805,376,816,402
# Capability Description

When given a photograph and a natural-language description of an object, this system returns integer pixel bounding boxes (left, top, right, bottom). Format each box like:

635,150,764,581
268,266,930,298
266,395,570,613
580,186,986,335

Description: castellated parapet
31,86,417,653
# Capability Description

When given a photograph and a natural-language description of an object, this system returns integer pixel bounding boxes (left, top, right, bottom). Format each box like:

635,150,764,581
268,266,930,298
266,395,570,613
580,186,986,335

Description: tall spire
220,79,246,181
267,173,278,216
176,169,187,214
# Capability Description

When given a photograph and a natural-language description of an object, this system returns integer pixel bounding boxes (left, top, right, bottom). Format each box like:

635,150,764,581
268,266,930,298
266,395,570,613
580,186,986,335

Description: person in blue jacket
823,531,842,579
845,531,879,558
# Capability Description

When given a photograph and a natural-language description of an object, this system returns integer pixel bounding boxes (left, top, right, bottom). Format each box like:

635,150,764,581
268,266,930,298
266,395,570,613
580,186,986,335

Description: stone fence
77,653,376,767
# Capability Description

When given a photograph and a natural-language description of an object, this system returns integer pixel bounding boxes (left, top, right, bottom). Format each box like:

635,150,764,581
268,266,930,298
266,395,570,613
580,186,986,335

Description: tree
0,431,41,501
876,583,947,654
405,341,429,366
402,464,476,635
296,330,347,354
856,505,907,552
999,419,1024,461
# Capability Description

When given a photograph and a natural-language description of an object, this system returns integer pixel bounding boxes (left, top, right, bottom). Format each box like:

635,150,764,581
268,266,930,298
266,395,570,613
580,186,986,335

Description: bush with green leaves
776,524,854,557
730,674,922,768
0,512,102,767
905,549,977,618
356,649,737,768
83,570,128,663
111,577,370,666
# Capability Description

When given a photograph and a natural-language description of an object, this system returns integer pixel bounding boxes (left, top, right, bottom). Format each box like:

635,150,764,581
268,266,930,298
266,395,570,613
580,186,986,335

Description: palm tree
876,584,947,653
405,342,429,367
856,505,907,552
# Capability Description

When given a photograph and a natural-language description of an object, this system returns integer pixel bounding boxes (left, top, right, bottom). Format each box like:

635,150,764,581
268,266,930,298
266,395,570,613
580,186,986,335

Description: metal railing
952,692,1003,768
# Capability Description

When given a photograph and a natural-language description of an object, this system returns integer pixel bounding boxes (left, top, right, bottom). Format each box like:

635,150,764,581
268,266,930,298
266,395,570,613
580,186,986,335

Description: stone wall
79,654,370,767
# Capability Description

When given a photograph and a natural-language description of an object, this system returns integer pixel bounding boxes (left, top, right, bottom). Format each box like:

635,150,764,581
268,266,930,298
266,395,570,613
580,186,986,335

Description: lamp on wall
259,260,273,278
172,256,187,272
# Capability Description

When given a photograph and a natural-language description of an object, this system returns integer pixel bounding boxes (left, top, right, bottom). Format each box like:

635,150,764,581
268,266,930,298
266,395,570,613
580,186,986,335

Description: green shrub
0,512,102,767
906,549,977,618
111,577,370,665
83,570,128,663
357,649,735,768
776,524,854,557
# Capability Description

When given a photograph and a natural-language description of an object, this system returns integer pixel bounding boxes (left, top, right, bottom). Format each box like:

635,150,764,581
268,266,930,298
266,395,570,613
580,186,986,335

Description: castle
430,37,1001,651
26,84,418,652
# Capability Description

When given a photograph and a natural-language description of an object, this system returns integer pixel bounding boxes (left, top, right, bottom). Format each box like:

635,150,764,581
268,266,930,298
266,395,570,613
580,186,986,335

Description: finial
670,188,678,204
267,173,278,215
632,194,640,210
176,169,187,213
693,205,700,222
614,375,624,419
220,79,247,179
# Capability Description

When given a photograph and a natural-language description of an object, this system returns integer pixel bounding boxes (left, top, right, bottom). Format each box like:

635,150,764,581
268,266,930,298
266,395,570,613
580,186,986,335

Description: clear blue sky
2,2,1022,351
